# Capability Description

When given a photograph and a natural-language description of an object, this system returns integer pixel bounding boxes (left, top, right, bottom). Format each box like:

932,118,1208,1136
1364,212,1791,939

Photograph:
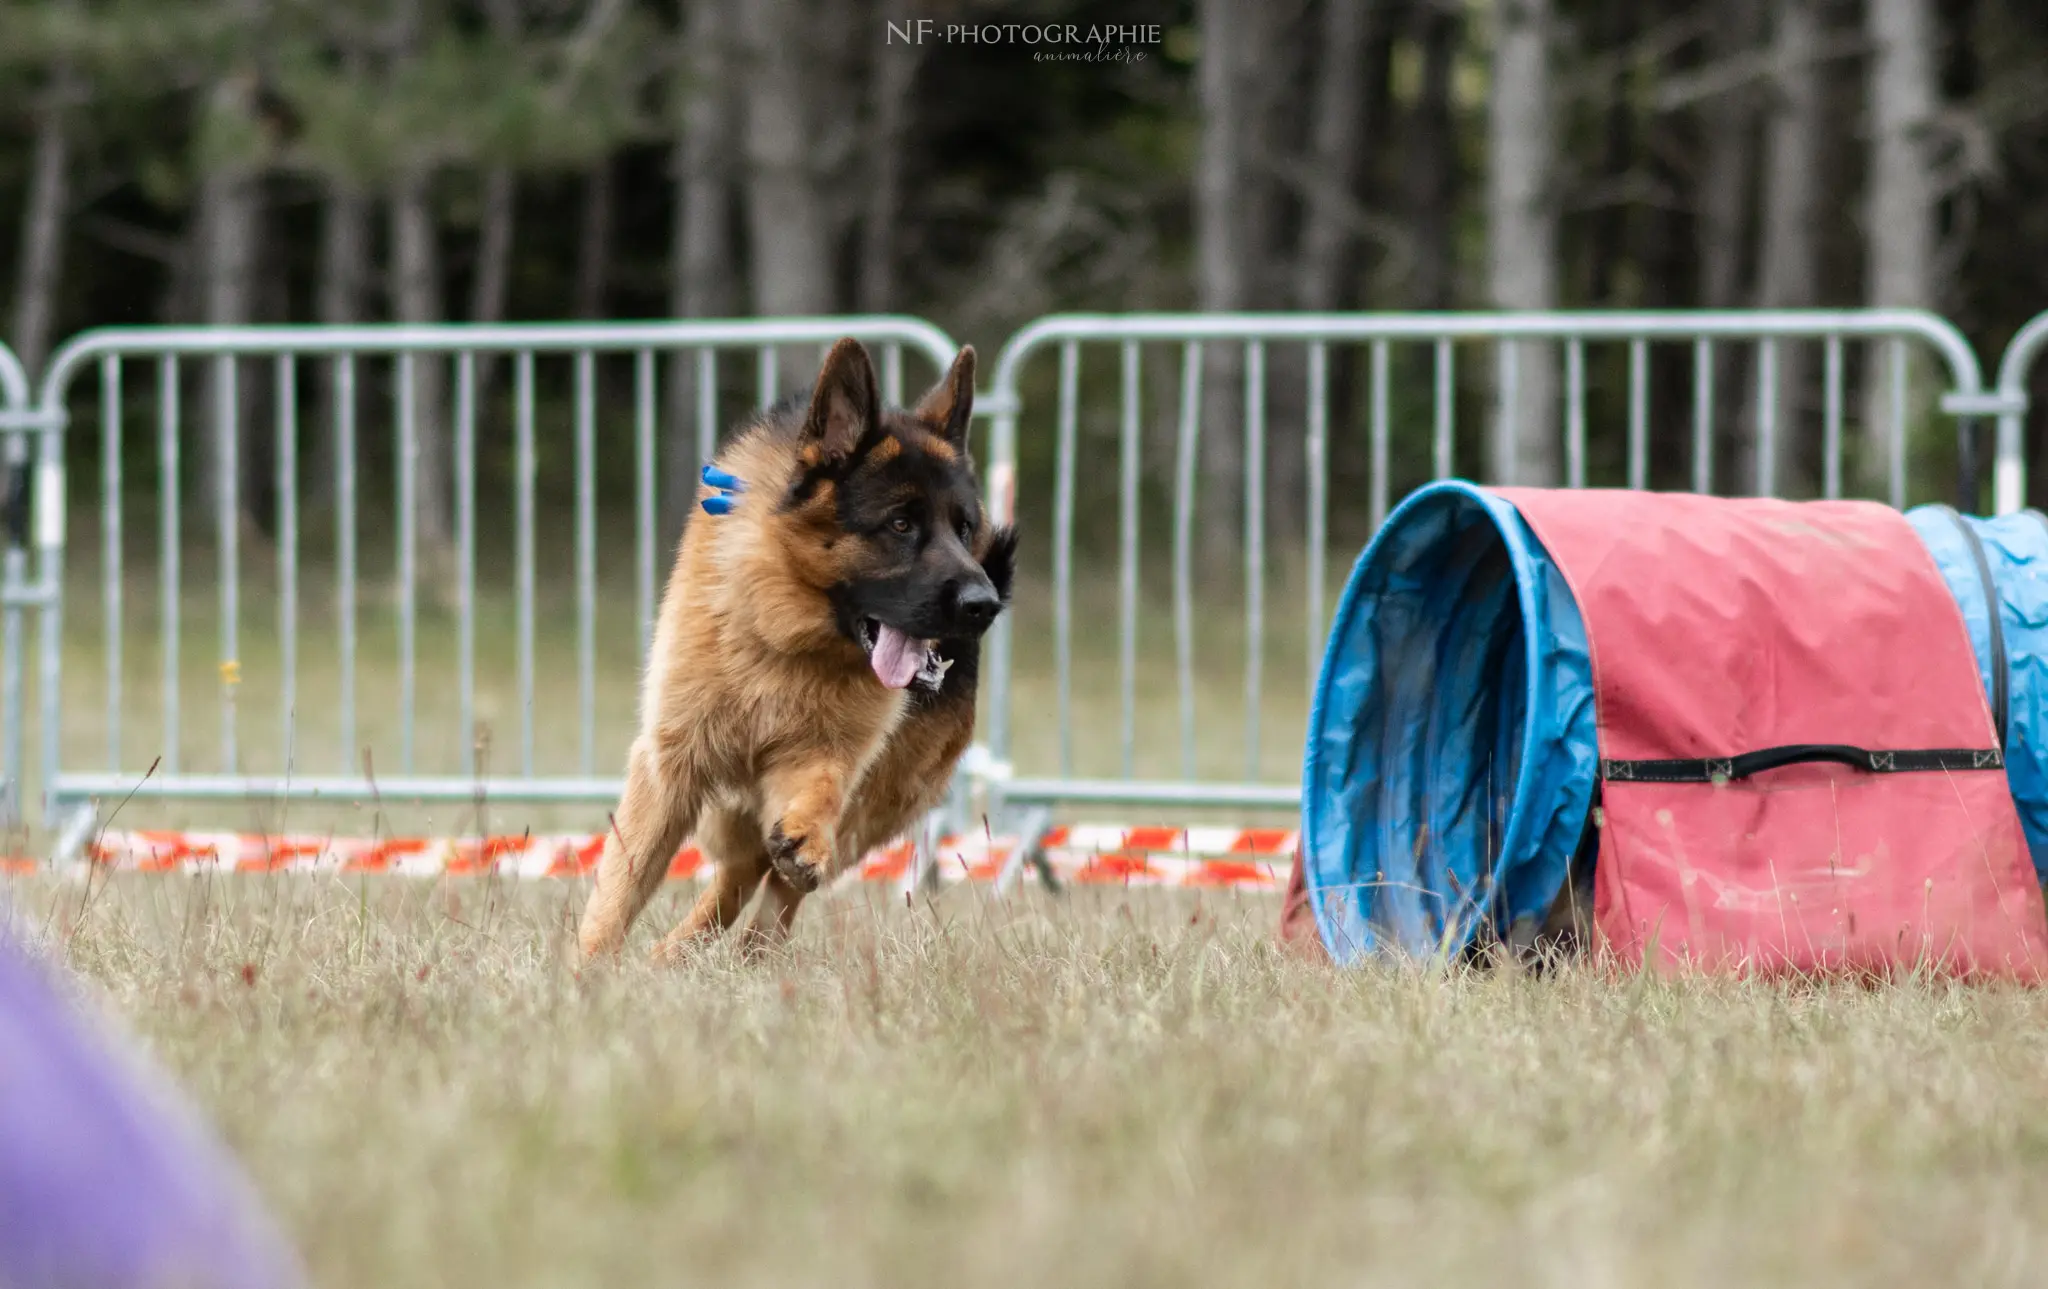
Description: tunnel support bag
1499,489,2048,977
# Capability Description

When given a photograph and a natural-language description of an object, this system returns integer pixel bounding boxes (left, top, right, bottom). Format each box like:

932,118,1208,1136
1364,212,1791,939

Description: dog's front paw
767,823,826,893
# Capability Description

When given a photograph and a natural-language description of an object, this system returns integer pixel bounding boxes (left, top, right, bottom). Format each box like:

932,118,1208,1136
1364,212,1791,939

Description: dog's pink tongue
870,624,923,690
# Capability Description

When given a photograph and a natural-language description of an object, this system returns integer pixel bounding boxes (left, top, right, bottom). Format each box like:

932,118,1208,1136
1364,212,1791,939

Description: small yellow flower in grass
219,659,241,687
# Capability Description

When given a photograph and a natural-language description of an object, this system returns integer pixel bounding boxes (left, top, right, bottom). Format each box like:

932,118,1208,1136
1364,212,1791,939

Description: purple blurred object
0,921,304,1289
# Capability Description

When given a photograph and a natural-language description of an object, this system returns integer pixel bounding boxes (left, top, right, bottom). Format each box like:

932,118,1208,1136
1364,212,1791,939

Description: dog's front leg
759,754,858,895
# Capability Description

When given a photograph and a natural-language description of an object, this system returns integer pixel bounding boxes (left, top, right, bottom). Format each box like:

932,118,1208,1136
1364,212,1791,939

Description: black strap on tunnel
1934,504,2007,749
1601,744,2003,784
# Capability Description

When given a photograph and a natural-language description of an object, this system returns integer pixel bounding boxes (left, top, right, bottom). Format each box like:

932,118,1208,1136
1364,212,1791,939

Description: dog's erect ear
912,345,976,450
801,339,881,461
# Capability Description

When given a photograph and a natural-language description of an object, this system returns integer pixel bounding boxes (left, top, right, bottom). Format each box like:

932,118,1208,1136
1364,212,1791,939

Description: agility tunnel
1905,506,2048,886
1300,482,2048,977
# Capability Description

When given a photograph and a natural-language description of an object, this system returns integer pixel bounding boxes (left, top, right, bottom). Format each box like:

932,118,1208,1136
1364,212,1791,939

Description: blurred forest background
4,0,2048,561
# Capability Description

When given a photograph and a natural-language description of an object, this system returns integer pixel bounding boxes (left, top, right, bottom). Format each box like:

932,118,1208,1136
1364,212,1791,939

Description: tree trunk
197,160,259,528
1196,0,1252,568
1586,0,1638,305
469,0,519,397
573,157,615,320
1756,0,1825,497
1696,0,1762,492
665,0,738,548
10,72,73,377
311,179,370,510
471,167,515,327
740,0,831,369
390,165,453,555
1293,0,1372,313
1406,1,1461,311
1268,0,1375,550
859,8,922,314
1863,0,1939,487
1485,0,1560,486
318,184,371,328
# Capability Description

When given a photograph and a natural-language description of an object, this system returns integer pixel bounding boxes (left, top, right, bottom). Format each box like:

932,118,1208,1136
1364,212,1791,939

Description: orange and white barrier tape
52,825,1297,891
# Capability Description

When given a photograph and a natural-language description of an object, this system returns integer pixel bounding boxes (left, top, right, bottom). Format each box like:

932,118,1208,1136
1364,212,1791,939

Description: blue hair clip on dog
700,464,744,515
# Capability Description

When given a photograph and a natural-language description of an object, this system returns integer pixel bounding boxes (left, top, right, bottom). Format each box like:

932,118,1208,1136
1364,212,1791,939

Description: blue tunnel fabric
1906,506,2048,884
1301,482,1599,963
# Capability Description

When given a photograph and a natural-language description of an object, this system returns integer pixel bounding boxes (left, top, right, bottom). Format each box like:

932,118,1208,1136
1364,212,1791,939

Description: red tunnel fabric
1496,489,2048,979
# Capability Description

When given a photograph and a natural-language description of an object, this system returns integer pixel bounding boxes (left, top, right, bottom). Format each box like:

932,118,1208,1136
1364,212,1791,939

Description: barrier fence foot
52,802,99,867
901,810,945,901
993,807,1057,898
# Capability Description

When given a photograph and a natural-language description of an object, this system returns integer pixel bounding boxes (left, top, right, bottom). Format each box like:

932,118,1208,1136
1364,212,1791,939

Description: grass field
9,874,2048,1288
13,545,2048,1288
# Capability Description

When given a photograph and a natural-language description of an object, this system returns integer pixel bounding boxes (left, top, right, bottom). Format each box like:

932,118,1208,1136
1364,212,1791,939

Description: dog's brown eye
890,515,914,535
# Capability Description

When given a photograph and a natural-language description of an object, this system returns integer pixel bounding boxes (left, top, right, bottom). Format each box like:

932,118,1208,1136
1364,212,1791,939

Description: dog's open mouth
857,618,951,692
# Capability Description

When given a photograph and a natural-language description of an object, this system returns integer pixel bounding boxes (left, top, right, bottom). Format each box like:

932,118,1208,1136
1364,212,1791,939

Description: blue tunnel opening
1301,483,1600,964
1905,505,2048,885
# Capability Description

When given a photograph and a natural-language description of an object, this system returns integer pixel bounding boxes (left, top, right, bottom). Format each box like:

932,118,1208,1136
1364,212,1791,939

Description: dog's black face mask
822,428,1015,690
784,341,1015,692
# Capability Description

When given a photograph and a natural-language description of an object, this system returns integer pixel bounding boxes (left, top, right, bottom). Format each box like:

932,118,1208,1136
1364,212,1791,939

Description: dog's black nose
950,579,1001,631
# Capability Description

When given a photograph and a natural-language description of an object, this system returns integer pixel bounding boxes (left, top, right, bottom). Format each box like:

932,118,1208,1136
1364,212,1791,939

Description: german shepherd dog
577,339,1016,961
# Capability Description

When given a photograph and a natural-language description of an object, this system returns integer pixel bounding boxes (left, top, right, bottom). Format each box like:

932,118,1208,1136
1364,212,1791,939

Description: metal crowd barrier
19,319,960,847
1987,310,2048,514
3,308,2045,876
0,338,58,829
975,310,1998,870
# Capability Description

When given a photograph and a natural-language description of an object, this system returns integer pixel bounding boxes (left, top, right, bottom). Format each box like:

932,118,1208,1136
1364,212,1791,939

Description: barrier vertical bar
1244,340,1265,779
1173,341,1201,779
456,352,476,777
275,355,297,769
696,349,717,464
214,355,237,774
0,532,19,823
1497,343,1519,486
100,357,120,769
1692,338,1713,494
1565,340,1586,489
635,349,656,654
516,352,536,777
1628,338,1648,490
35,419,61,822
158,357,180,774
1822,335,1844,500
575,350,597,775
985,367,1016,772
1369,340,1390,528
882,343,903,406
1889,340,1908,510
1119,340,1141,779
1053,341,1077,776
396,353,416,774
1305,341,1328,697
336,355,357,771
1756,339,1778,496
1433,339,1454,480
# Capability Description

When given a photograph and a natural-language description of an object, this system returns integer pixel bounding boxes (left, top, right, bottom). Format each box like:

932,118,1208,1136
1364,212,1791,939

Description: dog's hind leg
578,736,703,961
744,871,811,955
651,806,770,963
